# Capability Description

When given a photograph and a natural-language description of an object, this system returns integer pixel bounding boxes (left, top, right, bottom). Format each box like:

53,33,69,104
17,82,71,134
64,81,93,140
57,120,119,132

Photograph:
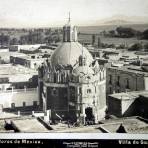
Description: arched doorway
85,107,95,125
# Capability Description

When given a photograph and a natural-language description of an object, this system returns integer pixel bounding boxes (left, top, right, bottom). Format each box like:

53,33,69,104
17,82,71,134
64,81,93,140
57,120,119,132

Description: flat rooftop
109,90,148,100
107,64,148,76
11,117,49,132
0,64,37,82
99,117,148,133
0,64,37,76
0,51,26,57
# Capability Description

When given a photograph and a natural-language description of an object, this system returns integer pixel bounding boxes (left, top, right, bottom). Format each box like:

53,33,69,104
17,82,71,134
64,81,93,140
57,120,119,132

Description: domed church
38,16,106,124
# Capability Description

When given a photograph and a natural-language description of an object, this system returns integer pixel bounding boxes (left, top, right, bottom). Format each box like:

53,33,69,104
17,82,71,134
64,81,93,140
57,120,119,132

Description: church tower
63,13,78,42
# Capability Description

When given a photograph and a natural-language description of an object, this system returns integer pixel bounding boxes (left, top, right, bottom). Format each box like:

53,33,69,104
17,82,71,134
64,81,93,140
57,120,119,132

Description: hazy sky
0,0,148,27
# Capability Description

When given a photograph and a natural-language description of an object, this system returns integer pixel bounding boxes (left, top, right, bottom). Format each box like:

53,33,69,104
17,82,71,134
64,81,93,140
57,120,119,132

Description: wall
108,96,121,117
106,67,145,96
144,77,148,90
121,98,137,116
0,88,38,108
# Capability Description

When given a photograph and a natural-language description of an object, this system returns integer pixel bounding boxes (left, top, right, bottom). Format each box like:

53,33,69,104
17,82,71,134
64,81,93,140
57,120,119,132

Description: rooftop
107,64,148,76
11,117,49,132
99,116,148,134
109,90,148,100
0,64,37,82
0,64,37,76
0,51,26,57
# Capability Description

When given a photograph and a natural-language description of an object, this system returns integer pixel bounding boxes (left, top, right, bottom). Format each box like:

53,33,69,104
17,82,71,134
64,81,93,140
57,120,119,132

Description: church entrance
85,107,95,125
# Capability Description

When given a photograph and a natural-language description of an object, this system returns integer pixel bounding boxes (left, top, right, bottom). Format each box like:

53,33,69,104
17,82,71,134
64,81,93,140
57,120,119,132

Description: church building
38,16,106,124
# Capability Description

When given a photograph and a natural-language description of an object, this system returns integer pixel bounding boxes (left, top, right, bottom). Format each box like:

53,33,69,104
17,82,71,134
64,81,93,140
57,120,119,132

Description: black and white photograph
0,0,148,146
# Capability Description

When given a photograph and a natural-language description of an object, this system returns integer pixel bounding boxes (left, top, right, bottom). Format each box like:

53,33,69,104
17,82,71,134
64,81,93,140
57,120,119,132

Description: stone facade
106,65,148,96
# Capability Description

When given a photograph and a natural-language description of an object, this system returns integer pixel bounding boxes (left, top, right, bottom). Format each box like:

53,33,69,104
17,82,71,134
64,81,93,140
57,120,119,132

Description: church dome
73,66,94,76
50,42,93,67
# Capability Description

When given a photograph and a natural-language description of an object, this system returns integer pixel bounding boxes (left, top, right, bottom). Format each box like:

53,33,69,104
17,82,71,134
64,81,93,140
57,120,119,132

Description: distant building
106,64,148,96
102,49,121,61
0,64,38,91
9,44,45,52
10,53,48,70
0,46,9,52
0,52,25,64
38,19,106,124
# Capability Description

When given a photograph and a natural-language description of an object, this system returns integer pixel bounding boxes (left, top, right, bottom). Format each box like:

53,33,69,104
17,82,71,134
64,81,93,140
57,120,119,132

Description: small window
79,88,82,94
33,101,37,106
23,102,26,107
117,76,120,86
109,75,112,84
87,89,91,94
126,78,130,89
109,87,112,94
11,103,15,109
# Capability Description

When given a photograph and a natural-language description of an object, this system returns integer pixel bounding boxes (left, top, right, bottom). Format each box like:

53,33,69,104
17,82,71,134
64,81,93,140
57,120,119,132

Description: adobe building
0,64,38,91
0,64,39,112
38,18,106,124
108,90,148,118
106,64,148,96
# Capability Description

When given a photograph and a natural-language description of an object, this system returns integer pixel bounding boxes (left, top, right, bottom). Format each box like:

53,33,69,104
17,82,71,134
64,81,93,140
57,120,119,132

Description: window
109,87,112,94
33,101,37,106
109,75,112,84
87,89,92,94
126,78,130,89
79,88,82,94
23,102,26,107
11,103,15,109
117,76,120,86
54,73,56,83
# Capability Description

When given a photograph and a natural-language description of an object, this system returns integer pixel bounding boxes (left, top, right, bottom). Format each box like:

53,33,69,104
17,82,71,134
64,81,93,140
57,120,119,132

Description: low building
108,90,148,118
0,46,9,52
0,52,25,64
0,64,38,91
106,64,148,96
9,44,45,52
99,116,148,133
0,88,39,112
10,54,48,70
103,49,121,61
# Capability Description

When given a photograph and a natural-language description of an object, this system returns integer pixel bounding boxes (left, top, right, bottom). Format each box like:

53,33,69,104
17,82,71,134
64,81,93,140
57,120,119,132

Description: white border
0,133,148,139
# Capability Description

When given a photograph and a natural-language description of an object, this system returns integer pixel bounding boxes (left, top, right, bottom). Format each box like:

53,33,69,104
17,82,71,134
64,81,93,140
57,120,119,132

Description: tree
0,33,10,46
109,30,116,37
116,44,126,49
116,26,137,38
128,43,143,51
10,37,18,45
142,29,148,39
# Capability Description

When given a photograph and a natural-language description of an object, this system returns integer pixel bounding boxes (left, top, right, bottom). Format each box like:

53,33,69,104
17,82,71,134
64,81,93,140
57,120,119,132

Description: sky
0,0,148,27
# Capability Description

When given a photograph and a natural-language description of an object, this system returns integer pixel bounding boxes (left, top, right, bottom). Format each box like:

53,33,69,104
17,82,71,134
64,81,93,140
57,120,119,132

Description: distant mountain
103,19,132,25
93,15,148,26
